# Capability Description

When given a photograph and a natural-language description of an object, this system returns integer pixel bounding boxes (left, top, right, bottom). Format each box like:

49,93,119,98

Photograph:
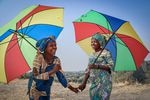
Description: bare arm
52,65,79,93
82,71,90,85
67,84,79,93
88,64,110,70
78,69,90,91
48,64,61,76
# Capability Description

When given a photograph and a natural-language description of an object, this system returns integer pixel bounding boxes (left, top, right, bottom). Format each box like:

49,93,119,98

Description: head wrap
92,33,106,48
36,36,56,52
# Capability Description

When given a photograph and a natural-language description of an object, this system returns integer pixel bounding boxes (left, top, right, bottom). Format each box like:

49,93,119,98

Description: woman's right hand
78,83,86,91
33,67,38,76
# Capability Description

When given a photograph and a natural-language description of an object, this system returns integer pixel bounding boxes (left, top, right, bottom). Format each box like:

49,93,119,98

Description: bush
112,71,134,83
133,68,146,83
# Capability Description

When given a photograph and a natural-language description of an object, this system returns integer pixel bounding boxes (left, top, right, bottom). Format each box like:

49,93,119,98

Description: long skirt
89,72,112,100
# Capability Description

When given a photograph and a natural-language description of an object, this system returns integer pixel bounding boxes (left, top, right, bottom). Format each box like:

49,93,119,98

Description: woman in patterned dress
78,33,114,100
27,36,79,100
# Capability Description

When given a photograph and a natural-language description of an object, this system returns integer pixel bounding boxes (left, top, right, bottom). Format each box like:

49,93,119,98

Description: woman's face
45,41,57,56
91,38,101,51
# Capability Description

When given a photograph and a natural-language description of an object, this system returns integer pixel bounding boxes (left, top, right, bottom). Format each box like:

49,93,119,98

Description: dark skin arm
48,64,60,76
89,64,111,74
88,64,110,70
78,69,90,91
78,64,110,91
33,67,39,76
48,65,79,93
67,84,79,93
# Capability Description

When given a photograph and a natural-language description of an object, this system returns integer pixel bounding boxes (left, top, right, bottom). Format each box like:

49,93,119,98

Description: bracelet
98,64,103,69
97,64,100,68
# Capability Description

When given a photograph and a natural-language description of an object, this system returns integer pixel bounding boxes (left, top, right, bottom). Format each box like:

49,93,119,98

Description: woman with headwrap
27,36,79,100
78,33,114,100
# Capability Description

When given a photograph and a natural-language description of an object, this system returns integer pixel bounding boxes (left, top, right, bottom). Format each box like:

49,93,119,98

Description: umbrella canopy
0,5,64,83
73,10,149,71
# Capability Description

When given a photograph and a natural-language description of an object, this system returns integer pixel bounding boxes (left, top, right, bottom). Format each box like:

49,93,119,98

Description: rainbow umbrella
73,10,149,71
0,5,64,83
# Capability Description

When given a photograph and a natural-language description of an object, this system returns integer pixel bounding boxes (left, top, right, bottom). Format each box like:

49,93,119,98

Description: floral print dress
88,49,114,100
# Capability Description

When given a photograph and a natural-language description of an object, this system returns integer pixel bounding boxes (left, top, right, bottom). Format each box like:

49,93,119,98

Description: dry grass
0,79,150,100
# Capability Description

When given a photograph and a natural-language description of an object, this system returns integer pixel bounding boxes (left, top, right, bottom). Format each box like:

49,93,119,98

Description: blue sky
0,0,150,71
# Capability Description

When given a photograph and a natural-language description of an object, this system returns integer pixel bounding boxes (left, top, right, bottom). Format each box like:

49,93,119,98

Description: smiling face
91,38,101,52
45,41,57,56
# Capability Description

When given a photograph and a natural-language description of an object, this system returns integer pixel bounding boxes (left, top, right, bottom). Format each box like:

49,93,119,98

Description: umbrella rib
75,21,112,34
0,30,22,46
15,32,37,50
95,9,127,33
96,21,114,44
18,36,34,50
19,37,24,49
17,15,33,37
19,20,24,34
79,21,113,39
109,38,117,70
102,20,114,40
6,37,23,54
111,39,117,48
96,23,114,43
23,24,37,36
96,24,108,34
23,15,34,35
106,19,112,35
5,36,32,74
8,29,15,33
0,37,22,46
22,23,62,40
111,37,128,47
117,36,132,39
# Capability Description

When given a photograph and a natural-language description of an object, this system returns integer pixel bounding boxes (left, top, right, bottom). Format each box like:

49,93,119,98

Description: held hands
68,84,79,93
68,83,86,93
78,83,86,91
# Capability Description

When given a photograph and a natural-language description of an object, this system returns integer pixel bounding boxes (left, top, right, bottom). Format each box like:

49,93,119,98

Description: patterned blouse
88,49,114,83
32,53,62,80
29,54,67,100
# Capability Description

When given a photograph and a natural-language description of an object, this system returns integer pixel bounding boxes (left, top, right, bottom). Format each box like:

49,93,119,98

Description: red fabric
5,34,30,83
73,22,112,42
117,34,149,69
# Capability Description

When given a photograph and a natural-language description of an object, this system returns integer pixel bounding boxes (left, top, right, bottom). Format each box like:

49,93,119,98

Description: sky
0,0,150,71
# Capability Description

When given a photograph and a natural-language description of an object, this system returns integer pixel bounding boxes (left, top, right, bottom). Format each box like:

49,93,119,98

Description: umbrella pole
15,31,38,50
93,32,116,64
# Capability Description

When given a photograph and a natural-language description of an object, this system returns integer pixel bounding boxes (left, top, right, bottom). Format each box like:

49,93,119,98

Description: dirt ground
0,79,150,100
